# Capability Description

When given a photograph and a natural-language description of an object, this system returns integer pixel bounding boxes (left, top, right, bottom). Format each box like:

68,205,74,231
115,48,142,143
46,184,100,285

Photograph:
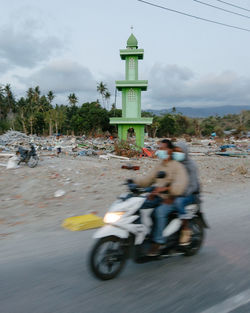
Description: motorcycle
89,175,209,280
16,143,39,168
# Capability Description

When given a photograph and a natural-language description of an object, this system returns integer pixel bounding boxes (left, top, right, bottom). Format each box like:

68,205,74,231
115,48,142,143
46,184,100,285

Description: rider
133,139,188,256
172,142,200,245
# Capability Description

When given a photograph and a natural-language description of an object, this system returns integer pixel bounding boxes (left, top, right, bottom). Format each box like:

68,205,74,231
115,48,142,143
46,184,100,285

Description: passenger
172,142,200,245
133,139,188,256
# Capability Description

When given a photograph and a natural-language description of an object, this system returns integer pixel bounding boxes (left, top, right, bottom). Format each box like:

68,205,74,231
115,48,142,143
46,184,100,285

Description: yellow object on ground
62,214,104,231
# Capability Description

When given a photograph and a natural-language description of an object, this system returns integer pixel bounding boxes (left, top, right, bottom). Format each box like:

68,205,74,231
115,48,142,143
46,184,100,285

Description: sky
1,0,250,110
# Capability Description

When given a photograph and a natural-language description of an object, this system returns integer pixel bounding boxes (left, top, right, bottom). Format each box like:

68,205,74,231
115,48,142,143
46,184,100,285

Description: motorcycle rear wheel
184,217,204,256
89,236,127,280
27,155,39,168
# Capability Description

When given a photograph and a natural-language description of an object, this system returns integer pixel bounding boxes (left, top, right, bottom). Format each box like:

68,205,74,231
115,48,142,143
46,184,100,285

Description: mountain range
146,105,250,118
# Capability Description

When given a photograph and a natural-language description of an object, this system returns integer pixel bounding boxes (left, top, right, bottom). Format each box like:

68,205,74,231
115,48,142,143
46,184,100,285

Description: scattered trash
0,130,29,147
220,144,236,151
62,214,104,231
216,152,248,157
0,153,15,157
0,130,249,163
114,140,140,158
121,164,140,170
6,156,19,169
107,153,130,160
54,189,66,197
234,165,248,175
140,147,154,158
99,155,110,160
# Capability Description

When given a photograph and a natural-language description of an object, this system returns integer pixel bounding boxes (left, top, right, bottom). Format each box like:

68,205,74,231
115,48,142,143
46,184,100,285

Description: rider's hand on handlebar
148,186,169,199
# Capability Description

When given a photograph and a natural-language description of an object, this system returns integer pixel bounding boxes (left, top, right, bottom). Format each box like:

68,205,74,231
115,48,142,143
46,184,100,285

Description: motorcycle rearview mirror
156,171,166,179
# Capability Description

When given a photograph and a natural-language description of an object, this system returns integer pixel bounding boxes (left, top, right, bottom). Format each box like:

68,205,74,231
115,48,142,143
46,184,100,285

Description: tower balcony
120,49,144,60
110,117,153,125
115,80,148,91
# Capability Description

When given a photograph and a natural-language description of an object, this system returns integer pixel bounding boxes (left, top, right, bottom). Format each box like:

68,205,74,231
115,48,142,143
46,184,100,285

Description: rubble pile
113,140,141,158
0,130,249,160
0,131,29,149
188,138,250,157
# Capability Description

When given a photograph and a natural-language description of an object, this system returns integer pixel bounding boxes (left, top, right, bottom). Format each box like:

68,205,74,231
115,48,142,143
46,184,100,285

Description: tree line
0,83,249,137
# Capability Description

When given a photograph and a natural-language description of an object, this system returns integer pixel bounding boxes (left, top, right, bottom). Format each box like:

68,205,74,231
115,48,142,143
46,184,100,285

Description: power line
193,0,250,19
214,0,250,13
137,0,250,32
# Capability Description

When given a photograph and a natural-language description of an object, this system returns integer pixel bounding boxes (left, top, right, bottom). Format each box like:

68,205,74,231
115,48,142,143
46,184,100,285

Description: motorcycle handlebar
126,181,154,194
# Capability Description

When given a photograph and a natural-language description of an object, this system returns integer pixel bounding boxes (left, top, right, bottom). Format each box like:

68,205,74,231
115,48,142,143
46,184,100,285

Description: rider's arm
133,167,158,188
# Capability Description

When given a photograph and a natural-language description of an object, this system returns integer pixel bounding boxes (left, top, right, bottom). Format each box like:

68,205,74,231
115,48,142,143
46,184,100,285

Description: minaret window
128,57,135,69
127,88,137,102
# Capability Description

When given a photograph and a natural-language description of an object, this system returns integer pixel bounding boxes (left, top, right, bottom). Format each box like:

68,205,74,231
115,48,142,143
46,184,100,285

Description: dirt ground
0,152,249,238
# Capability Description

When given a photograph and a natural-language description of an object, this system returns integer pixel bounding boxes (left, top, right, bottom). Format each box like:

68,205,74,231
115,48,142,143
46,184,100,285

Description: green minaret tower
110,33,152,147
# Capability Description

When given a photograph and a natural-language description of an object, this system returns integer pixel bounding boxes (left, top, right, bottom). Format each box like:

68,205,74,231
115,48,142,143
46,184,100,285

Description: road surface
1,182,250,313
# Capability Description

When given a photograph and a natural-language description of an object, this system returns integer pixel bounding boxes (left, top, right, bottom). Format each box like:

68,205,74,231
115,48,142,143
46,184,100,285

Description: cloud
0,59,12,73
146,64,250,108
20,59,97,95
0,18,63,72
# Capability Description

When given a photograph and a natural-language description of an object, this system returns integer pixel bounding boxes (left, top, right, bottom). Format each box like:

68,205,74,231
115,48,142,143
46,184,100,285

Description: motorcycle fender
93,225,129,239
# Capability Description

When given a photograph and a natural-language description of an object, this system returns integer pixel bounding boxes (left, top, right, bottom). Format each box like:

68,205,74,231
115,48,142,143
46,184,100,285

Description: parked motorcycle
89,178,209,280
16,143,39,168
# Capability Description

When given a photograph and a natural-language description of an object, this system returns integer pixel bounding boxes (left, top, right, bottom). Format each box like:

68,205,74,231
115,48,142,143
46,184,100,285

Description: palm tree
26,87,34,102
45,109,54,136
34,86,40,97
104,91,111,110
33,86,41,109
0,85,4,98
4,84,16,129
47,91,55,105
0,85,6,119
53,105,65,135
97,82,107,108
26,87,38,135
16,97,28,134
68,93,78,106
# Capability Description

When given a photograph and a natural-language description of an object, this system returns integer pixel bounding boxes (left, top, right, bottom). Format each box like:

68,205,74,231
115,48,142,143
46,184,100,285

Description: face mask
156,150,168,160
172,152,185,162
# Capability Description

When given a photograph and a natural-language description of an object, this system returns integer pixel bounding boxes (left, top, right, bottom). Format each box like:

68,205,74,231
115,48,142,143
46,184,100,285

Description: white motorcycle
89,176,208,280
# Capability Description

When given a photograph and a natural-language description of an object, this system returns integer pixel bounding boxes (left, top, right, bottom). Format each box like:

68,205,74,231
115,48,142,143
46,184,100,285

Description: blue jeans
152,195,196,244
152,203,176,244
140,196,163,209
173,194,196,218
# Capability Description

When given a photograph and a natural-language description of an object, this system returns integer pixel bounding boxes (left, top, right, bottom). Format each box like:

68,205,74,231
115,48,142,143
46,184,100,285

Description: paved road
1,183,250,313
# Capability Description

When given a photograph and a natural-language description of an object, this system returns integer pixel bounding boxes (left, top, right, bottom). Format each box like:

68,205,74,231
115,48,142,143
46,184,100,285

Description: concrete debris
0,153,15,157
6,155,19,169
233,165,248,175
0,131,249,162
99,155,110,160
0,130,29,147
107,153,130,160
54,189,66,198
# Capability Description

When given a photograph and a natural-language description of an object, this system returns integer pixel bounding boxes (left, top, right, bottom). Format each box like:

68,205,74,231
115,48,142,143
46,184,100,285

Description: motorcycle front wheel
27,155,39,168
89,236,127,280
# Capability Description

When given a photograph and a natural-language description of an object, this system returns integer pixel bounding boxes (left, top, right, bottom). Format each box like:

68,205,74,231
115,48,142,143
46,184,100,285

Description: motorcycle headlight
103,212,124,224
